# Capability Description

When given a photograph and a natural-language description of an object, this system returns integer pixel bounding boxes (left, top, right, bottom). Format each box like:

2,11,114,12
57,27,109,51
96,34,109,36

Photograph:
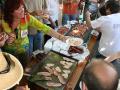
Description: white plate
66,37,83,46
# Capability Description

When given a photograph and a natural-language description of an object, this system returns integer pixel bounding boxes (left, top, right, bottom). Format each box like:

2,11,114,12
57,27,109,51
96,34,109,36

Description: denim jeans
62,14,78,25
28,32,43,56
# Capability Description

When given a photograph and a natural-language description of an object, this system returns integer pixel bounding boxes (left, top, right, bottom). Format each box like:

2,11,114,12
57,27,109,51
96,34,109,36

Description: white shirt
24,0,47,20
91,13,120,57
24,0,46,34
46,0,59,21
24,0,45,13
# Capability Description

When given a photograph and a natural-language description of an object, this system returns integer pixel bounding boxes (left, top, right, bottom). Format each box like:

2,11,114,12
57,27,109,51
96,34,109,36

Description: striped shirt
2,14,51,53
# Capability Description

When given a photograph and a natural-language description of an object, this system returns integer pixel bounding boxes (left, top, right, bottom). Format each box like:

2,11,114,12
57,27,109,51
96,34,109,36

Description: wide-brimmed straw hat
0,52,23,90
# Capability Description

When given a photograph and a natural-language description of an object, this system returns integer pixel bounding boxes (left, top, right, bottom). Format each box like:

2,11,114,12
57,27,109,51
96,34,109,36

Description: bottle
79,14,83,24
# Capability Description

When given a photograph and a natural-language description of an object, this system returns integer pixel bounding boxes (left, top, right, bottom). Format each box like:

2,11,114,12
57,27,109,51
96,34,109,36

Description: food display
29,52,77,90
44,37,89,61
57,26,69,35
66,37,83,46
68,23,87,38
68,46,84,54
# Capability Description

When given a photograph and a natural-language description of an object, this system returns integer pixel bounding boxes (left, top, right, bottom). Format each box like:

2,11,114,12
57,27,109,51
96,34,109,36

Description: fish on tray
46,82,62,87
58,75,66,85
37,72,51,77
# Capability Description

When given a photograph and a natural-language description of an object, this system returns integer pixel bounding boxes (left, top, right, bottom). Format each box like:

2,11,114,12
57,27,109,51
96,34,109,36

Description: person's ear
106,8,111,15
82,82,88,90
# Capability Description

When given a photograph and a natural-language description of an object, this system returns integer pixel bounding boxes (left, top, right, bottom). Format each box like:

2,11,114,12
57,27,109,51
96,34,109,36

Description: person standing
62,0,80,25
44,0,63,43
1,0,68,68
85,0,120,57
24,0,48,56
85,0,120,77
45,0,62,27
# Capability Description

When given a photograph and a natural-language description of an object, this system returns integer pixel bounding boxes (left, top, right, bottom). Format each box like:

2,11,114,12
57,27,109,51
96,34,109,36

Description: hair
3,0,23,28
0,0,4,12
105,0,120,14
97,0,105,3
82,60,119,90
99,5,106,16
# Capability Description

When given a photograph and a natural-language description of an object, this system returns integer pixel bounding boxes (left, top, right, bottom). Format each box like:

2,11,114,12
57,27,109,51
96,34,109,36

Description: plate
66,37,83,46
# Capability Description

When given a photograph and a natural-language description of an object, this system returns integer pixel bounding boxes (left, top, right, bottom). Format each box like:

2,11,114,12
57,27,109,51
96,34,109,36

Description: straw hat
0,52,23,90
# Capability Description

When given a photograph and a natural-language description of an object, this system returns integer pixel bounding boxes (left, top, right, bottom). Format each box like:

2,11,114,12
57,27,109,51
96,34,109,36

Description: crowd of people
0,0,120,90
0,0,82,69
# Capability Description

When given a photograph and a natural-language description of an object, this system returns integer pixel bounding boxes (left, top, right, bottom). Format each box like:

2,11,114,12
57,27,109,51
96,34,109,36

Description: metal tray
28,51,77,90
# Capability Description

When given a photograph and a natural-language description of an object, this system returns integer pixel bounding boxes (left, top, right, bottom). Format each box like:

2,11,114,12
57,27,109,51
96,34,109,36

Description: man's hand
104,56,114,63
85,10,92,28
42,14,50,20
85,10,91,19
35,10,44,16
104,52,120,62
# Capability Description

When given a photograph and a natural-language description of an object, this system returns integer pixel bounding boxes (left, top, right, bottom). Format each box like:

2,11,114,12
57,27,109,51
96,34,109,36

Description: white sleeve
24,0,34,13
91,16,106,29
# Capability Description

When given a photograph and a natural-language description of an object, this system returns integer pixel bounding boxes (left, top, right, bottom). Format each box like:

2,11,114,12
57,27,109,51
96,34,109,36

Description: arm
85,10,104,31
29,10,43,16
28,15,68,42
104,52,120,63
48,17,56,28
58,3,63,27
47,28,66,41
0,32,8,47
85,10,92,28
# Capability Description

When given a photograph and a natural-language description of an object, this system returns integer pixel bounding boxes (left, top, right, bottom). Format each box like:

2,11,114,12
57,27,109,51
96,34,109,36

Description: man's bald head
82,60,119,90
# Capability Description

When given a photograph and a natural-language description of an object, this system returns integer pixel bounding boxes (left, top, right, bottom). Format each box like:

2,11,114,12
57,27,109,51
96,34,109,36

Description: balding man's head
82,60,119,90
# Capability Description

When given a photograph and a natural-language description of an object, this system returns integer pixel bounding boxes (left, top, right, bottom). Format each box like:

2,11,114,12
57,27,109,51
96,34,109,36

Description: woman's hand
61,35,70,42
0,32,8,47
6,33,16,44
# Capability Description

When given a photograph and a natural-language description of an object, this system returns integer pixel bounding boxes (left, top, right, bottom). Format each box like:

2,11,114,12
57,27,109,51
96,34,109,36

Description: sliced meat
68,46,83,54
45,66,54,74
45,77,52,80
46,82,62,87
37,72,51,76
58,75,66,84
55,66,61,73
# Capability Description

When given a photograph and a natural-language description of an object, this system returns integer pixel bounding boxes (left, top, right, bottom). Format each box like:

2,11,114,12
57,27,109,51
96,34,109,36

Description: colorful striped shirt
2,14,51,53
